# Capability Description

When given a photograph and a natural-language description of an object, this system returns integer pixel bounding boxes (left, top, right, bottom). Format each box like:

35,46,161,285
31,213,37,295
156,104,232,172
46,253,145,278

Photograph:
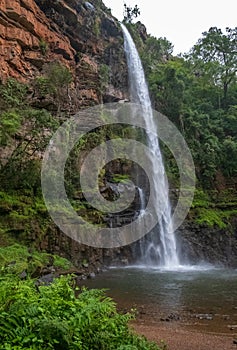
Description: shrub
0,78,28,108
0,275,162,350
0,111,22,145
0,244,72,277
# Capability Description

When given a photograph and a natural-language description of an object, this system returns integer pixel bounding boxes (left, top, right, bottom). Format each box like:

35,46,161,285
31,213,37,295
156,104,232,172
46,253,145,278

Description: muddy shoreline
133,321,237,350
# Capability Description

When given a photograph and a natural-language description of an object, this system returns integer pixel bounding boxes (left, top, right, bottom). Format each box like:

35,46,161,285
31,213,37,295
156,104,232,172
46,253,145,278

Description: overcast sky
102,0,237,54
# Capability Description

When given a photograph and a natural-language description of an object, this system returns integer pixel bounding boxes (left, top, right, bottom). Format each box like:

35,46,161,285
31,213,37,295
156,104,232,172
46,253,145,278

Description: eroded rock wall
0,0,128,106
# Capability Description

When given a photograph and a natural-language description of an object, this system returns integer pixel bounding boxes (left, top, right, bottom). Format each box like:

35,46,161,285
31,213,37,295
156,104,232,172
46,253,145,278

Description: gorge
0,0,236,271
0,2,237,349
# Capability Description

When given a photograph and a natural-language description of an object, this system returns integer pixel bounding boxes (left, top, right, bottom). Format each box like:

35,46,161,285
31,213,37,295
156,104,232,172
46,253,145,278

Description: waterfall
137,187,145,216
121,24,179,268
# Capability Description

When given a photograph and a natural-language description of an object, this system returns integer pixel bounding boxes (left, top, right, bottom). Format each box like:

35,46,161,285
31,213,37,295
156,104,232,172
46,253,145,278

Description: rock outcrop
178,217,237,267
0,0,128,106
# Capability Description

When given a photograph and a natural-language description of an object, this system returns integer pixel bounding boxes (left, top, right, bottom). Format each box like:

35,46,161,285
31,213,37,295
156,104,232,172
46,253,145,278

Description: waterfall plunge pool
84,266,237,334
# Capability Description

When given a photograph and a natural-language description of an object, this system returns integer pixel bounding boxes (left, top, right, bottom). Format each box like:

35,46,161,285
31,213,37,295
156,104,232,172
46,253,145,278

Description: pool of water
84,265,237,334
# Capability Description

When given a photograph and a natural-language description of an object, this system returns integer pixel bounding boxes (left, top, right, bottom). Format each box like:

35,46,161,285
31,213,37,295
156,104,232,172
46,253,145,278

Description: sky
102,0,237,54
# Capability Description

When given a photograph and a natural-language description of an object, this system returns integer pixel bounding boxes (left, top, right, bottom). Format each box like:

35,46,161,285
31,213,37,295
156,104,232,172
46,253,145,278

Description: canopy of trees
128,25,237,187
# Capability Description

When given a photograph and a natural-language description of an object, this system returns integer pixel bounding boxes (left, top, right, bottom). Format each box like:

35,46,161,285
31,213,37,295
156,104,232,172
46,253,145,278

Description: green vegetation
0,77,59,192
195,208,227,228
190,189,237,228
93,17,101,38
191,189,211,208
0,244,72,277
190,27,237,107
0,111,22,146
0,246,163,348
130,25,237,188
111,174,131,183
39,39,48,56
0,78,28,108
0,190,51,248
40,62,72,115
99,63,110,93
0,257,162,350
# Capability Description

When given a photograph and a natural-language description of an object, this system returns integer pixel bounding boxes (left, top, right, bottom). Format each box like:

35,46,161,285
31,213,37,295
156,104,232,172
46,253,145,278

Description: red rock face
0,0,75,81
0,0,128,105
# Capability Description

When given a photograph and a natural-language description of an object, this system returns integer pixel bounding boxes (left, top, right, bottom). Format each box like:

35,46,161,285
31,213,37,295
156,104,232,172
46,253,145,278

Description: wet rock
195,313,213,320
161,313,180,322
41,266,56,275
84,2,95,11
121,258,129,265
228,325,237,330
222,315,230,320
178,218,237,266
134,21,148,41
88,272,96,279
19,270,27,279
101,16,120,37
36,273,54,285
101,267,108,272
76,274,87,283
139,307,146,315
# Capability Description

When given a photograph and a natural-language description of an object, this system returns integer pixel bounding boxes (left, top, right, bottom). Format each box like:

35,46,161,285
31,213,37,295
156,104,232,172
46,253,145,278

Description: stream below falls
84,266,237,334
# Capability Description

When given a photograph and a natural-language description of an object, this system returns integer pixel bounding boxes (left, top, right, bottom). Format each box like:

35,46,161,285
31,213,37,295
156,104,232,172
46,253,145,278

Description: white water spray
121,24,179,268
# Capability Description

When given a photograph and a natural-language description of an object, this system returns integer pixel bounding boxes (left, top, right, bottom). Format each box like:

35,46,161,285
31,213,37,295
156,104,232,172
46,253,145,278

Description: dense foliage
0,273,162,350
128,24,237,188
0,243,72,277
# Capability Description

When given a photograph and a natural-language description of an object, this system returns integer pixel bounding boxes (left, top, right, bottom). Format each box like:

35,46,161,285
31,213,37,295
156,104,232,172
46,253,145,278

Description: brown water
84,266,237,334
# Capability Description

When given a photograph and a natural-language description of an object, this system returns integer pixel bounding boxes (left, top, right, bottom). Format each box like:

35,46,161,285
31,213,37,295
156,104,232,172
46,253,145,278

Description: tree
141,36,173,74
148,58,189,125
41,62,72,115
190,27,237,107
221,137,237,176
123,3,140,23
0,78,59,191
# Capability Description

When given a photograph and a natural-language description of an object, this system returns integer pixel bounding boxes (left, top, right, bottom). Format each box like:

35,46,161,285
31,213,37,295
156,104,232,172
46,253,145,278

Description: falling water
121,24,179,268
137,187,147,260
137,187,146,216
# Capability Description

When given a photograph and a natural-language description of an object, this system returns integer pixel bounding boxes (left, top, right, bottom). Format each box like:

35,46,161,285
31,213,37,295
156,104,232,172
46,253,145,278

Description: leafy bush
0,111,22,145
0,78,28,108
191,189,210,208
0,244,72,277
195,208,227,228
0,275,162,350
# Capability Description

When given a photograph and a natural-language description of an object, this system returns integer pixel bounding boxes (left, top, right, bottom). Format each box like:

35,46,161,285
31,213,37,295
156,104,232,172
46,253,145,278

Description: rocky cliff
1,1,236,270
0,0,130,270
0,0,128,107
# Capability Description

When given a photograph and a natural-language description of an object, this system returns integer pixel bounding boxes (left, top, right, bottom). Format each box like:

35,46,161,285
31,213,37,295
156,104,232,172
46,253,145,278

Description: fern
0,275,163,350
